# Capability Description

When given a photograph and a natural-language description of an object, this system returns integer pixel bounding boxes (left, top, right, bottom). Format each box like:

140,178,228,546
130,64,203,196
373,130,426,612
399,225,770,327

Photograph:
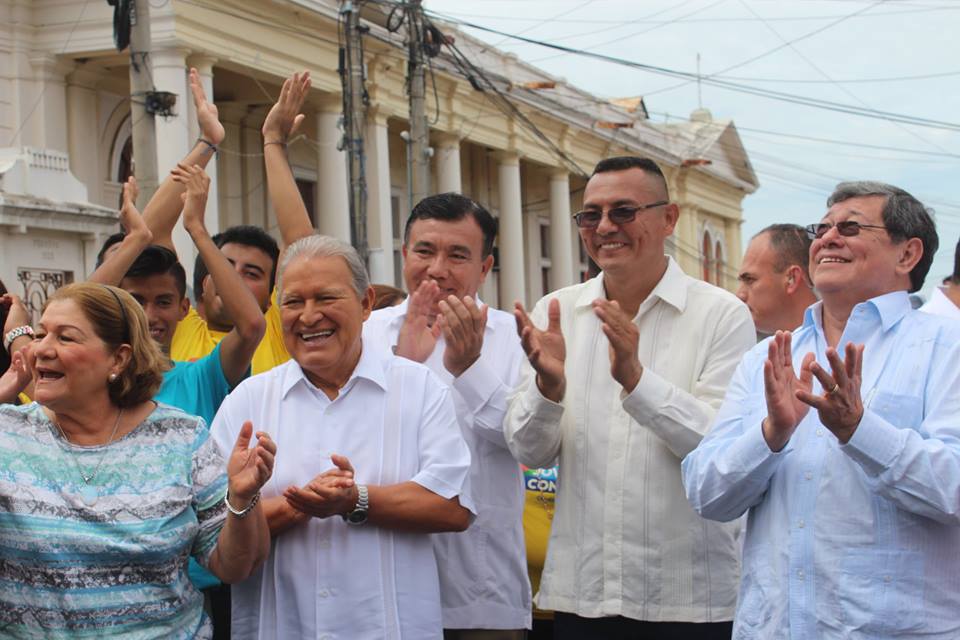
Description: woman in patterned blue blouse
0,282,276,639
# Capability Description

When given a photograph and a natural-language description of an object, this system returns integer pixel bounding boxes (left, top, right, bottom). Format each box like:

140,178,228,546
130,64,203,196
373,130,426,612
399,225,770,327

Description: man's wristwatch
343,485,368,525
4,326,34,353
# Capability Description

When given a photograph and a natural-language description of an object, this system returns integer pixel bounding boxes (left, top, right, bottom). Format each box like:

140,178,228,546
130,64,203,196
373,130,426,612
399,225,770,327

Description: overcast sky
425,0,960,299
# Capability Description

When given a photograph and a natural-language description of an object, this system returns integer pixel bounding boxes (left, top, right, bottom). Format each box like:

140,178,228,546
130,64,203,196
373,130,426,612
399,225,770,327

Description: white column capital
187,54,217,75
493,150,520,166
150,46,191,69
433,132,461,148
314,93,343,114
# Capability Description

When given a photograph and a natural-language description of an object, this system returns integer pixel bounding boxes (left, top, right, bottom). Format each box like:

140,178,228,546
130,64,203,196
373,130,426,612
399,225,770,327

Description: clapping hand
262,71,311,144
283,454,359,519
592,299,642,393
119,176,152,244
189,67,225,146
797,342,865,443
0,345,34,403
226,421,277,506
514,298,566,403
395,280,442,363
171,164,211,233
762,331,815,451
438,295,487,377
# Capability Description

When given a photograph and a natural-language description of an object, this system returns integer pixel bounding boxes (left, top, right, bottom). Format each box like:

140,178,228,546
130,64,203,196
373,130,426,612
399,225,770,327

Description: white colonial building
0,0,758,318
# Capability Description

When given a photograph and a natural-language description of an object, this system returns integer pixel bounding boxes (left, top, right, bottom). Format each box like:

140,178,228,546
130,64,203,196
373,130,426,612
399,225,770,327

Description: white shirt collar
279,339,389,399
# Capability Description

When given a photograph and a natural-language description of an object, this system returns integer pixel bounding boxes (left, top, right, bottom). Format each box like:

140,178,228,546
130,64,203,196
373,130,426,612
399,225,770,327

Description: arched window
702,233,714,284
715,239,724,287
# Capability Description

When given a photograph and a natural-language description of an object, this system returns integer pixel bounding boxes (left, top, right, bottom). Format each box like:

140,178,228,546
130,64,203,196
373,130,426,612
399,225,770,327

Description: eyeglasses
572,201,669,229
804,220,887,240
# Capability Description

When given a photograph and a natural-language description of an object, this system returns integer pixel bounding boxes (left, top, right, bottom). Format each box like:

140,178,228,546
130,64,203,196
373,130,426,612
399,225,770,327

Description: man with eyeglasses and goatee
505,156,755,639
684,182,960,639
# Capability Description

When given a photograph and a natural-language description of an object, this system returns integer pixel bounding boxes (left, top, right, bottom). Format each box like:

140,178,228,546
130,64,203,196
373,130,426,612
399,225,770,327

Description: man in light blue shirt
683,181,960,639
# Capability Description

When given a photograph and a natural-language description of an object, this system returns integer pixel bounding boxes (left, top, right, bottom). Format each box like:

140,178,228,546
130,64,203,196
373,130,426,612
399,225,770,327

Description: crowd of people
1,66,959,640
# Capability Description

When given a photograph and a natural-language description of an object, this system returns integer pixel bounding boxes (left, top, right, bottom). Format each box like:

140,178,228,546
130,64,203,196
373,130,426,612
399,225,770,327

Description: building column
66,67,103,204
216,106,244,231
315,100,351,242
241,110,267,230
25,54,72,152
434,133,461,194
549,170,576,290
496,152,525,308
187,55,220,233
366,111,396,286
151,47,195,281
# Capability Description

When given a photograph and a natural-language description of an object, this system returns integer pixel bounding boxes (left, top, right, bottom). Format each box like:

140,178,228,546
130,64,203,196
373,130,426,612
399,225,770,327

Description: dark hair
194,225,280,297
124,245,187,299
403,193,498,258
47,283,168,407
952,236,960,284
96,232,127,267
827,181,938,292
371,284,407,310
758,223,812,284
0,279,9,375
592,156,670,199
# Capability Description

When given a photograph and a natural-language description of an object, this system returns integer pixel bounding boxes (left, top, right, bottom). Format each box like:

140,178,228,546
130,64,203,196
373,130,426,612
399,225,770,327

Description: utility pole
340,0,369,265
127,0,159,207
406,0,430,205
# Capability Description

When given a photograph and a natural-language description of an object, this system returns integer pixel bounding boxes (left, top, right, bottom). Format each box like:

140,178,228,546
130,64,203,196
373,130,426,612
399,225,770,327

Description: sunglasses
573,201,669,229
805,220,887,240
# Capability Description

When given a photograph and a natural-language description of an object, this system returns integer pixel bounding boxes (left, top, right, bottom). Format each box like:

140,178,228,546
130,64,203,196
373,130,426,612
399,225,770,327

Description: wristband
4,326,34,353
263,140,288,148
196,138,218,154
224,490,261,518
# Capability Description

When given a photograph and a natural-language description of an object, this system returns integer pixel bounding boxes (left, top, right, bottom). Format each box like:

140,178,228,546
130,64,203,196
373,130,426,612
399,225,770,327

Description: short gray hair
827,181,938,293
277,234,370,298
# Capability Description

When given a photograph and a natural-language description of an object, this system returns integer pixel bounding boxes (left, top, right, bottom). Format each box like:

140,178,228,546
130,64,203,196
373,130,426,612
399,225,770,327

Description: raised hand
189,67,225,146
514,298,566,403
119,176,152,243
438,295,487,377
0,345,34,403
395,280,442,363
592,299,641,393
283,454,359,519
170,163,210,232
226,421,277,505
261,71,311,143
796,342,865,443
1,294,31,335
762,331,815,452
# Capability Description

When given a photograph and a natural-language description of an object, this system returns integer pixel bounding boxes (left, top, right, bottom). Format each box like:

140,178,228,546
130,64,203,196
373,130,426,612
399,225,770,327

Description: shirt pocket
736,544,776,630
832,548,926,634
868,391,923,432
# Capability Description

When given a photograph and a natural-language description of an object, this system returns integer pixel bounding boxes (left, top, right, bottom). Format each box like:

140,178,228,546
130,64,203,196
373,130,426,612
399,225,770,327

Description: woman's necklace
53,408,124,507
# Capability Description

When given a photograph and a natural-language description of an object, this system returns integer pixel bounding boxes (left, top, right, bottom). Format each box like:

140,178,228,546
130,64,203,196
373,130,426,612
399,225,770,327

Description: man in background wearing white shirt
364,193,531,640
920,236,960,320
506,156,755,639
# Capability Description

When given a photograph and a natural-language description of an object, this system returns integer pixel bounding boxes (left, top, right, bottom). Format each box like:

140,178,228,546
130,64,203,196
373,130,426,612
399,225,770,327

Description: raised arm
142,67,225,251
89,177,153,286
173,164,265,386
262,71,314,248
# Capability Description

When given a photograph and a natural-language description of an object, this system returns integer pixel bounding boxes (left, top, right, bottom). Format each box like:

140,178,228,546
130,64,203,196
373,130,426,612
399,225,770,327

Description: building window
702,233,714,284
295,179,317,229
715,240,724,288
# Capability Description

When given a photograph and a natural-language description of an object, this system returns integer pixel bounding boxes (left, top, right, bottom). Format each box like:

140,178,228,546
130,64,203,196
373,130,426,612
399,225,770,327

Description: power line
427,17,960,132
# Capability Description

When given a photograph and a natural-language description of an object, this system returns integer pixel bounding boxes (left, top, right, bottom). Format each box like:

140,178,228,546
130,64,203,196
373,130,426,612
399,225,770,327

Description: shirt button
797,569,805,579
804,472,813,481
816,429,823,437
884,575,892,583
797,519,805,529
319,589,330,598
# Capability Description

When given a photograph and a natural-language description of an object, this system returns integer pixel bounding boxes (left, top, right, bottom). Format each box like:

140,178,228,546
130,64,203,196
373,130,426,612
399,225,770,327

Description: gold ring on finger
826,383,839,395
